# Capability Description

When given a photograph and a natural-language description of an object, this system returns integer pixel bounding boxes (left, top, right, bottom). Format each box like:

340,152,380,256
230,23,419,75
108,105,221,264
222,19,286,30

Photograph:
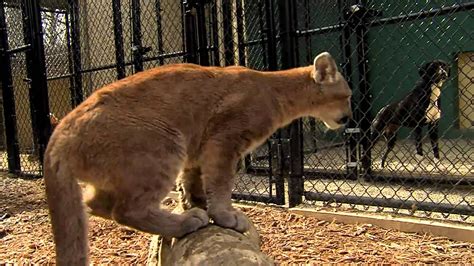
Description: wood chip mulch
1,175,473,264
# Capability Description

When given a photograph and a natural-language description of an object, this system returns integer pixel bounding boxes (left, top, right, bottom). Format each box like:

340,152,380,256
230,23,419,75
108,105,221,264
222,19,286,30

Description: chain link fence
0,0,472,222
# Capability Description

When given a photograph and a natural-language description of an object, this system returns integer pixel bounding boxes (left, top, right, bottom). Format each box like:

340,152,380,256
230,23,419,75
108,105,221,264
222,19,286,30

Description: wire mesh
1,4,40,175
294,0,473,222
0,0,471,221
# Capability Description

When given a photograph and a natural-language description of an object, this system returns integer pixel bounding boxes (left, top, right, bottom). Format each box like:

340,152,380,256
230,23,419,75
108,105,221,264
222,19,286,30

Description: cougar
43,51,352,265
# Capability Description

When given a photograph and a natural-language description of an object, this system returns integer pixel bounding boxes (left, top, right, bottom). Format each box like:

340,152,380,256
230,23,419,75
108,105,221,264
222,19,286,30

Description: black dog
370,60,450,168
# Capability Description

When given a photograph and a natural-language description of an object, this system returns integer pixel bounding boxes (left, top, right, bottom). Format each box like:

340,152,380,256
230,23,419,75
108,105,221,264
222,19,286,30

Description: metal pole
210,0,219,65
222,0,234,65
235,0,245,66
278,0,301,207
0,0,21,173
131,0,144,72
353,4,374,177
341,1,358,180
183,0,198,64
195,0,209,66
65,11,76,108
154,0,165,65
112,0,126,79
23,0,52,165
263,0,277,70
68,0,83,105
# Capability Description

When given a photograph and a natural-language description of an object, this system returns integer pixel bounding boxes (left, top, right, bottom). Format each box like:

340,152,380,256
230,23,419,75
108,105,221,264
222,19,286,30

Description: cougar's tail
43,145,88,266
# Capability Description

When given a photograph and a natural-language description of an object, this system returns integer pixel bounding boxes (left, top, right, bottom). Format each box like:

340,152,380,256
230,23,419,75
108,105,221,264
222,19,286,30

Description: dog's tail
43,142,89,266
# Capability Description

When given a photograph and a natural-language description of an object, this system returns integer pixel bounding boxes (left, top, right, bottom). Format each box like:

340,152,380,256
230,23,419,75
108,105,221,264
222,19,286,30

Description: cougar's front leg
200,141,250,233
176,167,207,210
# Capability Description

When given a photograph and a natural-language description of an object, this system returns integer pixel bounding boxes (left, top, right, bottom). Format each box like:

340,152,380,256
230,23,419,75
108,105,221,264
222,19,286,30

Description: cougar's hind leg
84,187,116,220
176,167,207,210
109,142,209,238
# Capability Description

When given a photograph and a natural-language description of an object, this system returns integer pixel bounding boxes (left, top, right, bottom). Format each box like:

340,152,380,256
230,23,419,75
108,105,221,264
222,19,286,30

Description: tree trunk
147,206,274,266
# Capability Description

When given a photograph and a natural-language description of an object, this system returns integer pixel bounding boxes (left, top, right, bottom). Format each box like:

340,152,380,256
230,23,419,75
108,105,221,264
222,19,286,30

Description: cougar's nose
338,115,350,125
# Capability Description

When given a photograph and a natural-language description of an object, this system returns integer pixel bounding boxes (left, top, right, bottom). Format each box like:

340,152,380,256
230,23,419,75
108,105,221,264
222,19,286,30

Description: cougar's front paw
209,208,250,233
179,208,209,237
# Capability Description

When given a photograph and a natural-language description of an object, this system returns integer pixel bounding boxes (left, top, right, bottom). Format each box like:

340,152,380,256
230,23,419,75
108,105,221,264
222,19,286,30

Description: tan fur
43,52,352,265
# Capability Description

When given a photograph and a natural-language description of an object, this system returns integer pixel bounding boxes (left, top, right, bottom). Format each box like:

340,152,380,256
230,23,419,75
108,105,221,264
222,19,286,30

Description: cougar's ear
313,52,338,83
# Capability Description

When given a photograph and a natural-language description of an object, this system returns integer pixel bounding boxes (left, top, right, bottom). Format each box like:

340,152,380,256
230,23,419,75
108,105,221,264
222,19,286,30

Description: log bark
147,206,274,266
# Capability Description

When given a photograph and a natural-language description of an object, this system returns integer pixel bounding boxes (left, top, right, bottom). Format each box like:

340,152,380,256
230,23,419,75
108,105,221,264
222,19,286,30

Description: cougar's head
309,52,353,130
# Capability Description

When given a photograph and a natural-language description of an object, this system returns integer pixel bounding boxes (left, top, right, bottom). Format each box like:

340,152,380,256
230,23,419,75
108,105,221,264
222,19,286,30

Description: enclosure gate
0,0,55,177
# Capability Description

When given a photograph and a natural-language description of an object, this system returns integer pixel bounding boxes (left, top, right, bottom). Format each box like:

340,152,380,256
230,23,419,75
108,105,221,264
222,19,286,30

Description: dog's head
418,60,450,83
309,52,353,130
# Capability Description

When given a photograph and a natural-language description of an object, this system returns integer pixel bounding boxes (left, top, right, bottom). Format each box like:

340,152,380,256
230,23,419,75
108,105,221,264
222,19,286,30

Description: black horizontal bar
304,191,473,216
144,50,188,61
232,193,279,204
303,170,473,186
244,166,271,176
293,2,474,38
0,169,42,179
367,173,473,187
47,73,73,81
303,170,354,180
241,35,282,48
5,44,31,54
295,23,345,37
370,2,474,27
81,51,187,74
81,63,118,74
242,38,268,46
303,142,346,155
40,7,67,13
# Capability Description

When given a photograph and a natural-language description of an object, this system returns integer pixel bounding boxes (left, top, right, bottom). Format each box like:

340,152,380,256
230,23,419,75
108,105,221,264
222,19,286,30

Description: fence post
154,0,165,65
131,0,144,72
235,0,245,66
195,0,209,66
0,0,21,173
22,0,52,165
112,0,126,79
278,0,302,207
222,0,234,66
183,0,198,63
345,4,381,178
355,7,372,177
67,0,83,106
263,0,277,71
340,3,358,180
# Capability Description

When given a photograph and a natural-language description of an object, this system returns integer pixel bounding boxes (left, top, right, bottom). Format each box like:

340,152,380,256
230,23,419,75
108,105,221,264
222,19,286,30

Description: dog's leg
381,131,397,168
428,122,440,160
414,124,424,158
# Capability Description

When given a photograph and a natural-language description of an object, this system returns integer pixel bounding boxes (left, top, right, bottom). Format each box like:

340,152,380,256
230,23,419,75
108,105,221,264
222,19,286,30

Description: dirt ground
1,175,473,264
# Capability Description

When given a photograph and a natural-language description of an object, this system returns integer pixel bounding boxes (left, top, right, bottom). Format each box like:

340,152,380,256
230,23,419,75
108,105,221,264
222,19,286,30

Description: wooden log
147,205,274,266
